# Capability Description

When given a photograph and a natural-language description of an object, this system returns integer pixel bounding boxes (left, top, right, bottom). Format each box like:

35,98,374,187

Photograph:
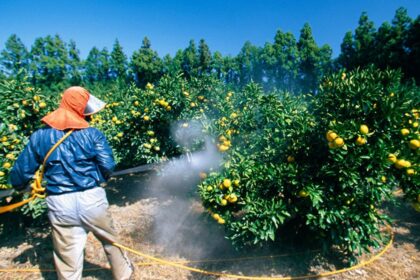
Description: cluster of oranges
155,98,172,111
203,177,240,224
326,124,370,149
325,130,345,149
217,135,231,152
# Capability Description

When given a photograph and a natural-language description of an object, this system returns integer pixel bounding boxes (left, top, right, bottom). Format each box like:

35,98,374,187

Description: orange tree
198,68,419,263
89,74,223,167
0,78,57,217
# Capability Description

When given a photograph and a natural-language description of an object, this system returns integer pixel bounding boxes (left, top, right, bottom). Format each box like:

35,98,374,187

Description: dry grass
0,174,418,280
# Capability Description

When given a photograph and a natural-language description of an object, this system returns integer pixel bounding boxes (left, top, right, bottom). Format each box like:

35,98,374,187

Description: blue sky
0,0,419,59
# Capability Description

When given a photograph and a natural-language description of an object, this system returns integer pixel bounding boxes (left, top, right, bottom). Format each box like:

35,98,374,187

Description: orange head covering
42,87,91,130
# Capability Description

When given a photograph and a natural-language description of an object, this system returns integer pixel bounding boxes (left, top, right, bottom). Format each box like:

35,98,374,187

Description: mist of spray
145,119,233,259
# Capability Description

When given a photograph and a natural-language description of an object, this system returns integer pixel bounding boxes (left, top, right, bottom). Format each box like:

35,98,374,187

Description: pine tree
29,35,68,86
389,7,412,69
110,39,128,81
198,39,211,74
67,40,82,85
99,47,110,81
260,42,276,88
84,47,101,83
338,31,356,69
130,37,163,85
272,30,299,91
354,12,376,67
297,23,319,93
211,51,224,80
0,34,29,78
407,16,420,83
181,40,198,78
374,22,393,69
223,55,238,84
237,41,261,85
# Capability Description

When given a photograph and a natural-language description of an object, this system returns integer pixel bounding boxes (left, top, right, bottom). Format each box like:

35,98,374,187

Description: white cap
84,94,106,116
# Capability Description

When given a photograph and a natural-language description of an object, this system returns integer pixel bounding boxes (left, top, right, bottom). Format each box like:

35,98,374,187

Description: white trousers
46,187,133,280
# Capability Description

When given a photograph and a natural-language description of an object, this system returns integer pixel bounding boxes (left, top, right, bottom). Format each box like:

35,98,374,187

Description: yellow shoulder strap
32,129,74,193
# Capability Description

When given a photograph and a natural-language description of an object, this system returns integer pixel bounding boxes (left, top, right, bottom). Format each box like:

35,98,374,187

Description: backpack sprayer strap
32,129,75,194
0,129,74,214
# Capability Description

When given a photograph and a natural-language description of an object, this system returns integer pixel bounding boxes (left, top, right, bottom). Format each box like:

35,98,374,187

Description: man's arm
93,129,116,179
9,133,41,190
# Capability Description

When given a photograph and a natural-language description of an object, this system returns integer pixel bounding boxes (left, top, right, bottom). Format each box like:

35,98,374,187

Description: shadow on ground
384,197,420,251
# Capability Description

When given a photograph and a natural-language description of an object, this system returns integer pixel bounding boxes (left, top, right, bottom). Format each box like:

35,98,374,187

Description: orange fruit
298,190,309,198
406,169,415,176
233,179,240,187
409,139,419,150
394,159,406,169
223,179,231,188
326,131,338,142
359,125,369,135
355,136,367,145
401,128,410,136
334,137,344,147
218,144,229,152
387,154,397,163
228,194,238,203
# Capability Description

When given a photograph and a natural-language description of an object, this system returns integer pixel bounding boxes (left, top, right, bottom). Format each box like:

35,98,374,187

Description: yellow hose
0,225,394,280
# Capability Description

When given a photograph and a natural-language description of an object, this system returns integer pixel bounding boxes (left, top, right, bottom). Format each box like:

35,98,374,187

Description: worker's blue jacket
10,127,115,195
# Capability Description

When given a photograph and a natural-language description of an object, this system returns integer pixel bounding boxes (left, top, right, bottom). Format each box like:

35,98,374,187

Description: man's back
10,126,115,194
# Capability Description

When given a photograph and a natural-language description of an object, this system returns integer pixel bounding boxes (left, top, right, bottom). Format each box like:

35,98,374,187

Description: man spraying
9,87,133,280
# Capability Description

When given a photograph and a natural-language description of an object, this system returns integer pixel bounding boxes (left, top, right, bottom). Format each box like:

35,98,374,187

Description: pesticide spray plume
144,119,233,260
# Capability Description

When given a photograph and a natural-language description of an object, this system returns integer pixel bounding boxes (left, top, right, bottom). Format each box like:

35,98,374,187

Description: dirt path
0,173,418,280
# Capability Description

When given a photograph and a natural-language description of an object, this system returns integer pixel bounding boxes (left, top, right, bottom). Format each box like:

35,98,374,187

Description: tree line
1,7,418,93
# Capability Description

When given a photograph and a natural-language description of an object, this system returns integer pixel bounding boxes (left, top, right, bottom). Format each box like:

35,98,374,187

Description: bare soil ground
0,173,418,280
